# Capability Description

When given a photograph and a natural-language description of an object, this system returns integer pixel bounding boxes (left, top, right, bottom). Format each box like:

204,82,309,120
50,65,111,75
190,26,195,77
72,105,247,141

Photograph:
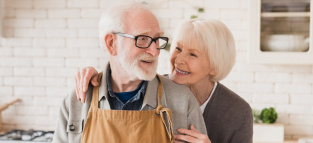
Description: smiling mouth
141,60,153,63
175,68,190,74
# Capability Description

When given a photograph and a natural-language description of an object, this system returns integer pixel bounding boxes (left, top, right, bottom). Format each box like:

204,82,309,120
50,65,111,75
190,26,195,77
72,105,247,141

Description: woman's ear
105,33,117,56
209,68,216,76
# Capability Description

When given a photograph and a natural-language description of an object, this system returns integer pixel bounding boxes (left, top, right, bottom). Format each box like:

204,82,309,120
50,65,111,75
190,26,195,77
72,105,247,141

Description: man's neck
110,62,143,93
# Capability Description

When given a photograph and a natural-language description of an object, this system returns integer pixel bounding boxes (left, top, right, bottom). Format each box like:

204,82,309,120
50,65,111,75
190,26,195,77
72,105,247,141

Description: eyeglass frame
113,32,169,49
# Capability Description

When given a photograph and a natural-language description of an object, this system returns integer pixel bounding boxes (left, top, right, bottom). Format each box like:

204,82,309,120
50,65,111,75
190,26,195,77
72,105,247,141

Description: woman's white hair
98,2,149,50
170,19,236,81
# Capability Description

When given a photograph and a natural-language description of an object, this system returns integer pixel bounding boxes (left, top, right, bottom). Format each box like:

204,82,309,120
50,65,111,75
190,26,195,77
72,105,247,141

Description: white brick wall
46,29,77,38
33,0,66,9
4,19,34,28
48,9,80,18
35,19,67,28
81,9,102,18
0,0,312,140
14,67,45,76
33,38,65,48
67,0,99,8
5,0,32,8
15,9,47,18
67,19,98,28
14,29,46,38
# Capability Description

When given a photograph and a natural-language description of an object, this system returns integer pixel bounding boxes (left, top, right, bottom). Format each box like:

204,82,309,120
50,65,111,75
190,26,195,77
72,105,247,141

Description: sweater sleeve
52,97,69,143
230,107,253,143
187,94,208,135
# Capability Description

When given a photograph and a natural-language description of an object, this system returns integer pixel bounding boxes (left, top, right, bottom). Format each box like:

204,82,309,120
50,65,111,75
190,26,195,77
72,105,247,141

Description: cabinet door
249,0,313,65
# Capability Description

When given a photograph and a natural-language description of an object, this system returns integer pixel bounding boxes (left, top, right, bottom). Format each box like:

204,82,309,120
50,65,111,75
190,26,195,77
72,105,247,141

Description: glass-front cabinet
249,0,313,64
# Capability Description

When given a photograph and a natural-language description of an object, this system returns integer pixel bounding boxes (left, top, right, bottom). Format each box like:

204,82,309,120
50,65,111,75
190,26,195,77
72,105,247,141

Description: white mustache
136,53,158,61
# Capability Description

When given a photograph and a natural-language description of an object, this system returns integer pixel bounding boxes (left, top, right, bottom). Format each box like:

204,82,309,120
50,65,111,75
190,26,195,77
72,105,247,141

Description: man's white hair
98,2,150,50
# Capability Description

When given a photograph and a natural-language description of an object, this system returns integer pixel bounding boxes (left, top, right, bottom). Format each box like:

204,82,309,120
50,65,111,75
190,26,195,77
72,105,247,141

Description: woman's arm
229,108,253,143
75,67,99,103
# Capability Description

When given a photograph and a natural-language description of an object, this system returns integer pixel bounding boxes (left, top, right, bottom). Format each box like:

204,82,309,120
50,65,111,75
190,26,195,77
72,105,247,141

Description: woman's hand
75,67,99,103
174,125,211,143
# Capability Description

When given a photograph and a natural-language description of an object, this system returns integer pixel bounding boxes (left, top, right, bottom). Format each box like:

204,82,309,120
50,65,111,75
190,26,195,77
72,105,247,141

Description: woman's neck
188,76,215,106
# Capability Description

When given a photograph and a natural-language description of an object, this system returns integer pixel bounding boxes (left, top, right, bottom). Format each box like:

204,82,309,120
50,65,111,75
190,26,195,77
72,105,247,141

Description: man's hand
75,67,99,103
174,125,211,143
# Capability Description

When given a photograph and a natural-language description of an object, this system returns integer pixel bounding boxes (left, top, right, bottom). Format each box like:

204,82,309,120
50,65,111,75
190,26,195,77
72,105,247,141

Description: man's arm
52,98,69,143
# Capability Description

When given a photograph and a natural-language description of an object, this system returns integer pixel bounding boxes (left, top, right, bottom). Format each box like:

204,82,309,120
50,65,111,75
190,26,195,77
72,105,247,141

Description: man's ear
104,33,117,56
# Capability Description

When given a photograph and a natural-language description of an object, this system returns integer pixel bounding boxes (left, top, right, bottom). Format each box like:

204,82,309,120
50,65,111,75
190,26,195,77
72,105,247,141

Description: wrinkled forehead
134,29,164,36
124,9,162,36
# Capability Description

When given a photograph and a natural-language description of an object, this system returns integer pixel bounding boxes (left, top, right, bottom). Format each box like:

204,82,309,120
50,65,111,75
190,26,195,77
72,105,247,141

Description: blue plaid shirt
106,66,148,110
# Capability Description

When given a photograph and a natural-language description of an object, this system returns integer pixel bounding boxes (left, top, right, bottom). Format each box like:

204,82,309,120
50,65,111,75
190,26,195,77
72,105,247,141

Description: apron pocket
66,120,83,134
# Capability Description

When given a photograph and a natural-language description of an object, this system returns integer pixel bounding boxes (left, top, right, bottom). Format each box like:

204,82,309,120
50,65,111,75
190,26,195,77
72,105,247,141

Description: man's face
116,10,162,81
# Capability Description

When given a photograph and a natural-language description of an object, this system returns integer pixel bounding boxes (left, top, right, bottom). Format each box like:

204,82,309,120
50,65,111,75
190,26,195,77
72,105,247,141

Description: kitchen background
0,0,312,140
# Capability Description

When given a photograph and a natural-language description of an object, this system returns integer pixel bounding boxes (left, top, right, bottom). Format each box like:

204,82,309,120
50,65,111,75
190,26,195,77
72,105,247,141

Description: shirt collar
140,75,165,110
101,64,148,102
200,81,218,113
98,63,163,110
98,64,109,102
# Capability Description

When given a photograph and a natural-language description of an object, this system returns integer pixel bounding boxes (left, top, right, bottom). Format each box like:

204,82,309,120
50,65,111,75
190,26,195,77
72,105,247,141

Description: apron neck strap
91,72,103,109
155,74,163,114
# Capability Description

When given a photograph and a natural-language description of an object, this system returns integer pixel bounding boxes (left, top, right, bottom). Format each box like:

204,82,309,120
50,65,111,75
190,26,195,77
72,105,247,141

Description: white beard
117,45,158,81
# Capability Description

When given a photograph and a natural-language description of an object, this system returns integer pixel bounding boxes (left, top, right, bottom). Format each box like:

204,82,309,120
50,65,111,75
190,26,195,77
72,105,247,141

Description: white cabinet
249,0,313,64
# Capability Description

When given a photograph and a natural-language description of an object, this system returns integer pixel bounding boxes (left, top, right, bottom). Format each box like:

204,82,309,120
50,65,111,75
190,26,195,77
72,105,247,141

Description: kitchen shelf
261,12,310,17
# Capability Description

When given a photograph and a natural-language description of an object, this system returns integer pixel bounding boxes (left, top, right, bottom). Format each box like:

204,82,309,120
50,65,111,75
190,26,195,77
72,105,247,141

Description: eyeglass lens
136,36,167,49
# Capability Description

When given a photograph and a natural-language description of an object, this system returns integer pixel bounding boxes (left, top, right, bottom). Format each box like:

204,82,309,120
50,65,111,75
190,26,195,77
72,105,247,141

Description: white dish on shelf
262,34,310,52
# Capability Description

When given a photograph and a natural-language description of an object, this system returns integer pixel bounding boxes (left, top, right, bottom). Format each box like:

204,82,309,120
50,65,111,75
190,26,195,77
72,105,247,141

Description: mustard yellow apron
81,73,174,143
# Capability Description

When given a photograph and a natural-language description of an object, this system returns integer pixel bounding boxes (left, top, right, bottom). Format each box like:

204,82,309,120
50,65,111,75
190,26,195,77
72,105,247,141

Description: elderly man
52,2,206,143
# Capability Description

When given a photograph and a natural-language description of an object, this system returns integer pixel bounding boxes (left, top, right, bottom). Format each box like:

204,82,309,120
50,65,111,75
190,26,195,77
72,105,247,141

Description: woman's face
170,42,215,86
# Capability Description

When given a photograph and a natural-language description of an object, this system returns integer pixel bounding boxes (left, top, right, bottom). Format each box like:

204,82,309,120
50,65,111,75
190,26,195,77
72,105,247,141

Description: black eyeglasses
113,32,169,49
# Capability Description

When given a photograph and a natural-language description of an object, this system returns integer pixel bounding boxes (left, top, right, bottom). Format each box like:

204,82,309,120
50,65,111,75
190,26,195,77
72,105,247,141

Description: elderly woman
75,19,253,143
